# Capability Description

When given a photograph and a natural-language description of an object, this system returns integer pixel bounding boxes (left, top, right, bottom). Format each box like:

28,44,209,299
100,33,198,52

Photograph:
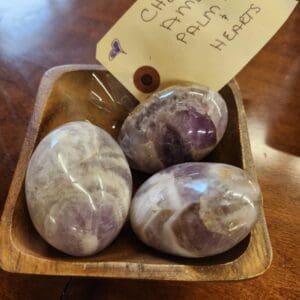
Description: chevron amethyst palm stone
25,121,132,257
118,85,228,173
130,163,260,258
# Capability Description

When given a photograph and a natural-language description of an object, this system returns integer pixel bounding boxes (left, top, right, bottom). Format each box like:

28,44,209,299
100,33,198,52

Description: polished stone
119,85,228,173
130,162,260,258
25,121,132,256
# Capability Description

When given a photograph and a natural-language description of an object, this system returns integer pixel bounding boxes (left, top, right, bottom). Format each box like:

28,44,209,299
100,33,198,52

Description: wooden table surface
0,1,299,299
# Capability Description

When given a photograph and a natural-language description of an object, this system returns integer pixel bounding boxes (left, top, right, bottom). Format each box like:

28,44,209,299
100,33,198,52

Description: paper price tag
96,0,298,102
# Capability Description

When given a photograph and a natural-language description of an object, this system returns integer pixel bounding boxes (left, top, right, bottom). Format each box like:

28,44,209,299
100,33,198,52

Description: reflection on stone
119,85,228,173
25,121,132,256
130,162,260,258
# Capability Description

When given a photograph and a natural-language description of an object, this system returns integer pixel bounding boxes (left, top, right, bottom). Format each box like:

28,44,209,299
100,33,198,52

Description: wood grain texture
0,1,299,299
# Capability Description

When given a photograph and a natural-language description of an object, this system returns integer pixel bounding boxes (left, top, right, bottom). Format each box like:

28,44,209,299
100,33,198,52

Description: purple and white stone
25,121,132,257
119,85,228,173
130,163,260,258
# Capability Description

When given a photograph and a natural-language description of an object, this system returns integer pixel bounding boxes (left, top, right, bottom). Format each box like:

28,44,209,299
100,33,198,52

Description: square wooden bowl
0,65,272,281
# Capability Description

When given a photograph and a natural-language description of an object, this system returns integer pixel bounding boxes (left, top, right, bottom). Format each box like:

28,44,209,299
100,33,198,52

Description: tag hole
141,74,153,86
134,66,160,94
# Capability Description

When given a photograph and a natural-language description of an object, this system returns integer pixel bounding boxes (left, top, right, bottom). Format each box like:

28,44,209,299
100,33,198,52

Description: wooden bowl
0,65,272,281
